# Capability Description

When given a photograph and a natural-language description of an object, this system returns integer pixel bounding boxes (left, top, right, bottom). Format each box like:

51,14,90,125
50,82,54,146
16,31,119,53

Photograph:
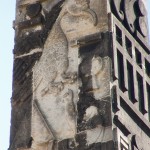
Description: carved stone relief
76,33,113,149
12,0,150,150
32,0,98,148
31,0,112,149
90,56,111,99
60,0,99,42
86,125,113,146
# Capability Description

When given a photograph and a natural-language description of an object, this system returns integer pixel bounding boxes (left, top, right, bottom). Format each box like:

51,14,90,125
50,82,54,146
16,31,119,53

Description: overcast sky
0,1,150,150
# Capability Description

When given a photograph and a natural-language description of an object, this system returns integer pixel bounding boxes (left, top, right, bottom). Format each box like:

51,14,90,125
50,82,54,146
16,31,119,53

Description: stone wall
10,0,150,150
10,0,114,149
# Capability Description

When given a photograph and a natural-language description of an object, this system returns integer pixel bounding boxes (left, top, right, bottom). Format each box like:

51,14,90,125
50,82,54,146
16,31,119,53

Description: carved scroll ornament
111,0,148,38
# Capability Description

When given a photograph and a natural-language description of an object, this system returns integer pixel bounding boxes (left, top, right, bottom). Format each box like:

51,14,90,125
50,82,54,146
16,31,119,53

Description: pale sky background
0,1,15,150
0,1,150,150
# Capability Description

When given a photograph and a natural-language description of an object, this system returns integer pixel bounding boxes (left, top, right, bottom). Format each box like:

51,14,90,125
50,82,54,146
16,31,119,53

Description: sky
0,1,150,150
0,1,15,150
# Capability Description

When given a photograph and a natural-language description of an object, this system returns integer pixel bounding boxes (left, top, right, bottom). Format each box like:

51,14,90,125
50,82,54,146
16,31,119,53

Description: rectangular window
145,59,150,77
125,36,132,57
135,48,142,68
116,25,122,46
117,50,125,91
127,61,135,102
137,73,145,114
147,83,150,121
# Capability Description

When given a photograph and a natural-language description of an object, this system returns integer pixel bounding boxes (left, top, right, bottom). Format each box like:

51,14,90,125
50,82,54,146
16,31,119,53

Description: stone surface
31,1,112,149
10,0,150,150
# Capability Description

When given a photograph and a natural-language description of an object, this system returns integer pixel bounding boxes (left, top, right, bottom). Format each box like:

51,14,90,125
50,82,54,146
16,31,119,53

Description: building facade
9,0,150,149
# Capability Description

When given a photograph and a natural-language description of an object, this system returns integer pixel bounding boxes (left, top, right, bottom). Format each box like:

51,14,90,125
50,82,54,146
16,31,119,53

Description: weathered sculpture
31,0,112,149
10,0,150,150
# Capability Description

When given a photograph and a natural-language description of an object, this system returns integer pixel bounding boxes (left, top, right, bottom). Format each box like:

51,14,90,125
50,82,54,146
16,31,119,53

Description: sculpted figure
32,0,98,149
33,0,99,100
33,0,98,95
91,56,111,99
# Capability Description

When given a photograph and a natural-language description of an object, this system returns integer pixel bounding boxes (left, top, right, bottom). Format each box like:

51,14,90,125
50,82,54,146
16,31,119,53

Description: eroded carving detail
33,100,56,138
33,0,99,96
80,56,111,100
84,106,98,121
91,56,111,99
33,8,74,96
66,0,97,26
76,36,113,148
31,89,77,149
31,0,110,149
86,125,113,146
